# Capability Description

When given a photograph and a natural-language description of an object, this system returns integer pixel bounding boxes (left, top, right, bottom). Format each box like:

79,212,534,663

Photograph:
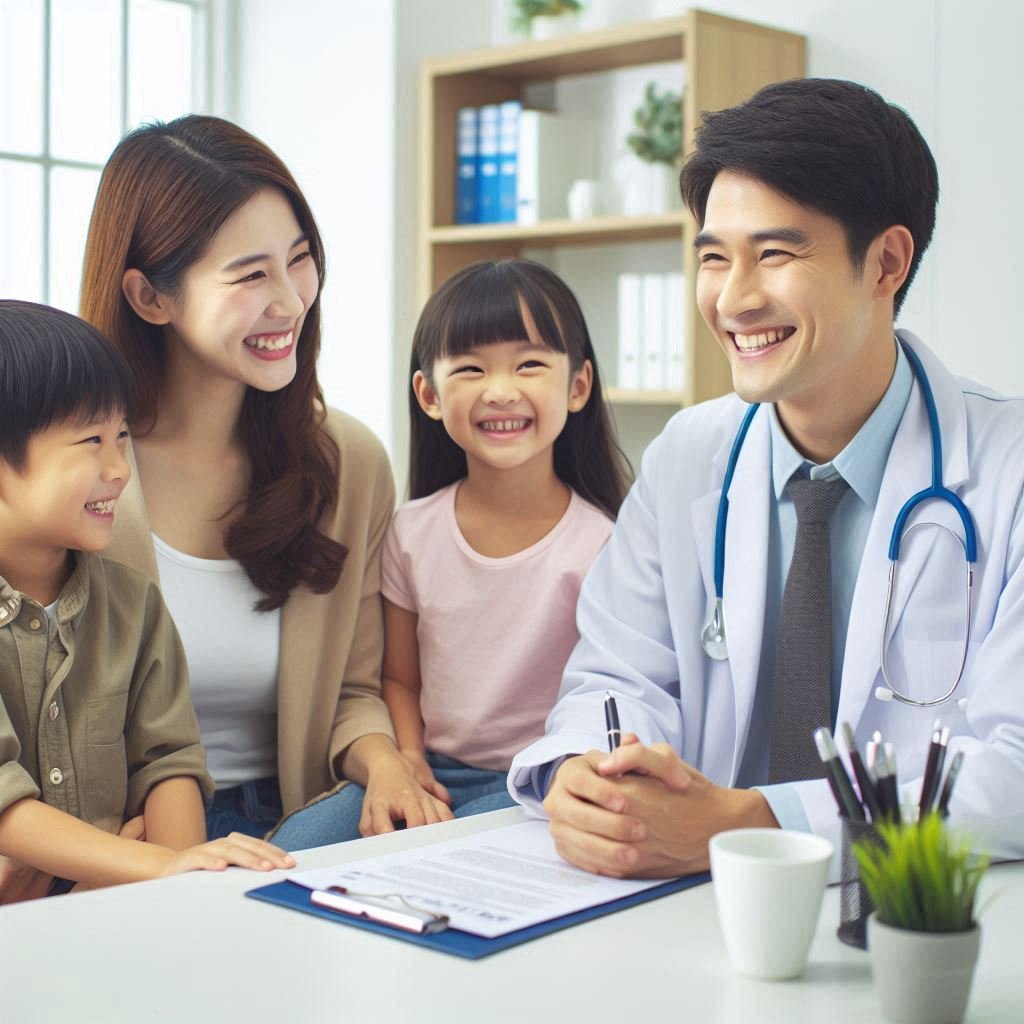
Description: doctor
509,78,1024,878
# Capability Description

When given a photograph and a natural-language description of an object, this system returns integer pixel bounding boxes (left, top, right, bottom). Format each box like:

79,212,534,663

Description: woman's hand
359,756,455,836
158,832,295,878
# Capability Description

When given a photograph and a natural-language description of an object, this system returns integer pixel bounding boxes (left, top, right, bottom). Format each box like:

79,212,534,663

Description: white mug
567,179,602,220
709,828,833,980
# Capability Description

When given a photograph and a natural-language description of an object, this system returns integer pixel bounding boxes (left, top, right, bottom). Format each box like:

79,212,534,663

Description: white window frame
0,0,212,306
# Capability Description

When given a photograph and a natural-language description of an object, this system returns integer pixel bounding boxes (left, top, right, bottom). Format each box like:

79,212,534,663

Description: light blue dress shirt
752,342,912,827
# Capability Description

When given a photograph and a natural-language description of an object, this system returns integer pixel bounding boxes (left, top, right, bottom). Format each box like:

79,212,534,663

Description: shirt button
48,701,60,722
49,768,64,785
29,618,42,631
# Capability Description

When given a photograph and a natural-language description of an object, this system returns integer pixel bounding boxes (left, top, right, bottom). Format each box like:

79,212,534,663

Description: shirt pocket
85,691,130,827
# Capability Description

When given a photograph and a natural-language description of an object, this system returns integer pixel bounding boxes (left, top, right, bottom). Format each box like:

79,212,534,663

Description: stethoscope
700,339,977,708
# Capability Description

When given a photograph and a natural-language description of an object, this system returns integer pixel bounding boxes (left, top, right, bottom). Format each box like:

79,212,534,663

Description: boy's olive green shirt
0,553,213,834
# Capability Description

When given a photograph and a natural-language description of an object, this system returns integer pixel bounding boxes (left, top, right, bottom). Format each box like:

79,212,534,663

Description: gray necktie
767,473,850,783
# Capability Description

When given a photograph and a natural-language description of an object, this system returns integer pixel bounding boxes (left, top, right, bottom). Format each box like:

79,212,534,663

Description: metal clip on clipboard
309,885,449,934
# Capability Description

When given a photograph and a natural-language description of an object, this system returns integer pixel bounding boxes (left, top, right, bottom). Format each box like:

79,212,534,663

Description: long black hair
408,259,631,520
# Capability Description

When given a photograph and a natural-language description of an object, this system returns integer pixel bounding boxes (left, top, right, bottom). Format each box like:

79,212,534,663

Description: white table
1,808,1021,1023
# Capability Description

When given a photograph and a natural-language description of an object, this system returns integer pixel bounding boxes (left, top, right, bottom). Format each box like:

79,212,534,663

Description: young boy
0,300,293,899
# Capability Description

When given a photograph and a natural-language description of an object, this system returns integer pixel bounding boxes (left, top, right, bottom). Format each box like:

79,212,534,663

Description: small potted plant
511,0,584,40
854,814,988,1024
622,81,683,215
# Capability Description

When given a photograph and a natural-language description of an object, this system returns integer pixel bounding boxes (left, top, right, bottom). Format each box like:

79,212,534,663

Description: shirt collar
0,551,91,627
770,339,913,504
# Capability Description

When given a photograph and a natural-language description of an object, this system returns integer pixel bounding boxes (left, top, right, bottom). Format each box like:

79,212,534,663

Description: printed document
287,820,671,938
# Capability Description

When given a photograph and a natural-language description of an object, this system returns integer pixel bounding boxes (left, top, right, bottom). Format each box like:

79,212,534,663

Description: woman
80,115,451,846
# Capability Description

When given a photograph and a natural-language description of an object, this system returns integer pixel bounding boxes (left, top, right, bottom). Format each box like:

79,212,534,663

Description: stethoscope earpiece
874,686,894,703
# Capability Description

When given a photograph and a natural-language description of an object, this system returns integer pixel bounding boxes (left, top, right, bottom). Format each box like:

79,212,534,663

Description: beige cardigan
104,407,397,815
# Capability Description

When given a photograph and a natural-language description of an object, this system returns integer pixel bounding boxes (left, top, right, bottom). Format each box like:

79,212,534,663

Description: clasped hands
543,734,778,879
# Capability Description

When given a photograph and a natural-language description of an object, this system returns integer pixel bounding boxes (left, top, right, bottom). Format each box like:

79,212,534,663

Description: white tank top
153,534,280,789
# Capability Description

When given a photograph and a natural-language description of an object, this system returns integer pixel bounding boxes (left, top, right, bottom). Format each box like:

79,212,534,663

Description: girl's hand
158,833,295,878
399,751,452,806
119,815,147,842
359,758,455,836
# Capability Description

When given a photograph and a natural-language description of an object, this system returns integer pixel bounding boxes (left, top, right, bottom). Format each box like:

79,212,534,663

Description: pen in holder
838,816,883,949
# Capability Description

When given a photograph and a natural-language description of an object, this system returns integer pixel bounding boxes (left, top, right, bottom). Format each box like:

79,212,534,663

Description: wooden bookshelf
417,10,806,409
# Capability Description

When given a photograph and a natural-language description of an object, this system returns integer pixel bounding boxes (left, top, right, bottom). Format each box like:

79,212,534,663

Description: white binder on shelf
616,273,642,390
641,272,665,390
664,271,686,391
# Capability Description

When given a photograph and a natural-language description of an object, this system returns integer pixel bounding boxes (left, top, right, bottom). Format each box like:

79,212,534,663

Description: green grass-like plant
511,0,584,33
853,814,988,933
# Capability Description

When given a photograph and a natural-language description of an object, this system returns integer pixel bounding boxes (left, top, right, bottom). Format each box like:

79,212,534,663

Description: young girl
391,258,633,812
78,115,446,850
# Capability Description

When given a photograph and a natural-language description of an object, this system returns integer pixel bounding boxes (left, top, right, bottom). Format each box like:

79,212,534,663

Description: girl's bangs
436,265,568,361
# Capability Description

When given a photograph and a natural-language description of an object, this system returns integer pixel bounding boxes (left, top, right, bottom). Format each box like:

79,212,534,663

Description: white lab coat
510,332,1024,869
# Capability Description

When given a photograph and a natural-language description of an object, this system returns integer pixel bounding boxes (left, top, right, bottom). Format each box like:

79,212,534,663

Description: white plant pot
530,12,582,40
868,915,981,1024
621,161,680,216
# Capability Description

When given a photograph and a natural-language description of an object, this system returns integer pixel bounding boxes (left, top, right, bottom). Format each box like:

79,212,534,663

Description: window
0,0,209,312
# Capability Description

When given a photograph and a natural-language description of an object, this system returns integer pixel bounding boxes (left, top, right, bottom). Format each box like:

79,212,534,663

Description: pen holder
838,817,883,950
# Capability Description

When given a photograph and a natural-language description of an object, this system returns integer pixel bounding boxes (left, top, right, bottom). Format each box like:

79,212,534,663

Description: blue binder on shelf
246,872,709,960
476,104,501,224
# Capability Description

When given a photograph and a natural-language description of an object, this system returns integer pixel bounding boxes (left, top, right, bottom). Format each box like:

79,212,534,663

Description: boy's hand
159,833,295,878
399,751,452,806
0,856,53,904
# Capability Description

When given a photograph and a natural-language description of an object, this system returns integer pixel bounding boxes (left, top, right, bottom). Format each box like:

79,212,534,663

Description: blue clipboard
246,873,710,960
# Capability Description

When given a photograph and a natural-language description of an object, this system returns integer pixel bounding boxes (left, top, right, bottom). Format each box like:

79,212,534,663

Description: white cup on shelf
567,179,602,220
709,828,833,980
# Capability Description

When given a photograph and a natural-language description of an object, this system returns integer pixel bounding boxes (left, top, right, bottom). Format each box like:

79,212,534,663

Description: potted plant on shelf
511,0,584,40
622,81,683,215
854,814,989,1024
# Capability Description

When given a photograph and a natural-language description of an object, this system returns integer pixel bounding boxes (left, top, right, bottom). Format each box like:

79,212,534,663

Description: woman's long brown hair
80,115,345,611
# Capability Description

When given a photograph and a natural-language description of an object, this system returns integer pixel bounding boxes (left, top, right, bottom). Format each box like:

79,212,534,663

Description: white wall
232,0,1024,478
232,0,397,451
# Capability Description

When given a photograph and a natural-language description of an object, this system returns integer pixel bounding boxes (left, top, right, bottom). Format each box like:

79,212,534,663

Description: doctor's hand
545,737,778,879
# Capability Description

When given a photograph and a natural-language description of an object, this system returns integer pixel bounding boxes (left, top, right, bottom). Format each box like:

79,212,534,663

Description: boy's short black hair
0,300,135,471
679,78,938,316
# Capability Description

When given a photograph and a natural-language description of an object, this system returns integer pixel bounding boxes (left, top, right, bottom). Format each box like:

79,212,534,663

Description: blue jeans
205,777,283,841
269,752,516,853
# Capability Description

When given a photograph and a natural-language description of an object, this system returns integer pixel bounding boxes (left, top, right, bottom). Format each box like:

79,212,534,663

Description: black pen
930,727,951,813
604,692,621,752
936,750,964,818
876,744,901,825
918,721,944,818
840,722,883,823
814,727,865,821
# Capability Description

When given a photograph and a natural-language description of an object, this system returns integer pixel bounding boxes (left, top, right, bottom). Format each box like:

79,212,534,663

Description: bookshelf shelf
606,388,687,406
429,211,687,248
417,10,806,410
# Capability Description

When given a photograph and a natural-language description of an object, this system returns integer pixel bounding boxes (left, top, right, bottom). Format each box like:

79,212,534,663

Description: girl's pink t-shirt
381,482,613,771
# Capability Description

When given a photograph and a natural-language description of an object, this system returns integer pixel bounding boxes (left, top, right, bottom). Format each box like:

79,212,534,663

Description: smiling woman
76,115,442,845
